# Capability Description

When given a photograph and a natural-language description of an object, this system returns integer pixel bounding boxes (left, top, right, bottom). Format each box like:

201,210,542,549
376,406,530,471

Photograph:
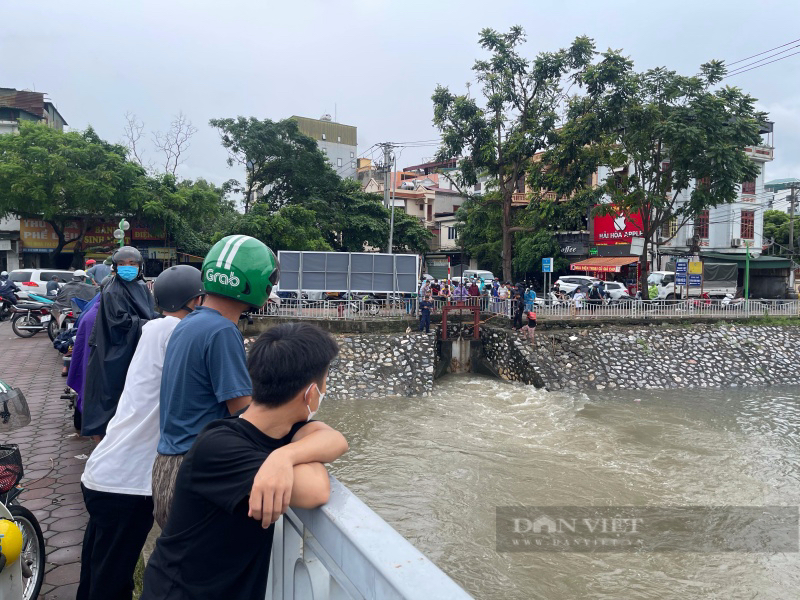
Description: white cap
73,270,86,278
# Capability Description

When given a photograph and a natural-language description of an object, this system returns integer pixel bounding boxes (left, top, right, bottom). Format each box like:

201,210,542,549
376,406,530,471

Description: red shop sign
593,210,643,245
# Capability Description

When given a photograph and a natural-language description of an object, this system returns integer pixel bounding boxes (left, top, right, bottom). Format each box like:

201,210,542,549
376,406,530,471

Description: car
554,276,600,295
8,269,75,299
602,281,632,301
462,270,496,287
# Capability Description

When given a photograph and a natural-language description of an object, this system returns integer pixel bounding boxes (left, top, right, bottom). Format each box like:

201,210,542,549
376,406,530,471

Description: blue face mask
117,265,139,281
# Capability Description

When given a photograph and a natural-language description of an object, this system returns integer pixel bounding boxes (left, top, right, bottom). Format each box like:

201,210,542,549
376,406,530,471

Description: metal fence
252,297,800,321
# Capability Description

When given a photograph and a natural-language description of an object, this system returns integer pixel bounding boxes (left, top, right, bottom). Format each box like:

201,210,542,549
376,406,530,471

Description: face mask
305,383,325,421
117,265,139,281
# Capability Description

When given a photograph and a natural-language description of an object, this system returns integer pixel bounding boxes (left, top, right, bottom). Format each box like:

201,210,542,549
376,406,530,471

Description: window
447,227,458,240
694,210,709,239
337,158,342,167
427,205,433,221
742,179,756,195
474,182,482,192
322,133,326,140
660,218,678,239
350,151,354,158
337,136,341,143
697,177,711,191
741,210,755,239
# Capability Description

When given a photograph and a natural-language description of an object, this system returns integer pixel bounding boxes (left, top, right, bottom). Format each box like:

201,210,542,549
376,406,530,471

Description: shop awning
570,256,639,273
701,252,792,271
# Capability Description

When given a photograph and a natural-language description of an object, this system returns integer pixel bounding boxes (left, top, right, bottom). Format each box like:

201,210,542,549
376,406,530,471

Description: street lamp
113,219,130,248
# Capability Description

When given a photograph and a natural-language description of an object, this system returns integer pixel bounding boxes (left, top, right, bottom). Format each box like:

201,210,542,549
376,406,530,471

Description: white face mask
305,383,325,421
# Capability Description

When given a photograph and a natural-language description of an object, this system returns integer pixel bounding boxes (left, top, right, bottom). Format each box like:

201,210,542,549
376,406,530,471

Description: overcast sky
4,0,799,189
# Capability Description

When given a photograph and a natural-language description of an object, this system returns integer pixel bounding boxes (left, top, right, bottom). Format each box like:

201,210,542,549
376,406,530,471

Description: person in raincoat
82,246,156,439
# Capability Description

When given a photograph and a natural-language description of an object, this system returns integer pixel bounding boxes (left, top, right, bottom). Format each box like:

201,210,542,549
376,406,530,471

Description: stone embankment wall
482,324,800,391
244,330,435,400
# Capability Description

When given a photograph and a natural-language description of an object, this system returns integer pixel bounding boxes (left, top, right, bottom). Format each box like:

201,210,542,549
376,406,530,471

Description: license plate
40,315,51,322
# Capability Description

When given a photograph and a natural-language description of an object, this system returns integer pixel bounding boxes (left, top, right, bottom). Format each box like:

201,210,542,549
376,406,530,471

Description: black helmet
153,265,205,312
111,246,143,271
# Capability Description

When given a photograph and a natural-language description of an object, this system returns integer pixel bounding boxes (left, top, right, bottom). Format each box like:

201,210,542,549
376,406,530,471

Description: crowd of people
415,276,537,344
32,235,352,600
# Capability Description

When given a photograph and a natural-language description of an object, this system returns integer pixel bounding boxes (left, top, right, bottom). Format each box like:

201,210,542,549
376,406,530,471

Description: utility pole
381,143,392,209
789,184,798,252
388,150,396,254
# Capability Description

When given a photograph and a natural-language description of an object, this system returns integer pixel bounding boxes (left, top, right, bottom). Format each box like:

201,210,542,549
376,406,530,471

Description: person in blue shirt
152,235,280,528
418,294,433,334
525,287,536,312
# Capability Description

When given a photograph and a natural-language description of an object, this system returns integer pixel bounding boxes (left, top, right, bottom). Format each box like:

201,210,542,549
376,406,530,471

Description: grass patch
133,555,145,599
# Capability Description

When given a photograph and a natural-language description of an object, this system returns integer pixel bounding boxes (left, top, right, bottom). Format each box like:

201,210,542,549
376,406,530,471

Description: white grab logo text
206,269,240,287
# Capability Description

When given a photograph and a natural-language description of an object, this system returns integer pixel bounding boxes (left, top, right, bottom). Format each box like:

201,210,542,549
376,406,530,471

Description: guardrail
253,297,800,322
266,476,472,600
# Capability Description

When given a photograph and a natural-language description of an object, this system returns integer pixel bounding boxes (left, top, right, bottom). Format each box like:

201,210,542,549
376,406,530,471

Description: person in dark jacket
0,271,20,305
82,246,156,439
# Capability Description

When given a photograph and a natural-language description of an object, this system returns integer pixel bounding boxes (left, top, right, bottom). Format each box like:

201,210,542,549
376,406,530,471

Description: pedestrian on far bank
525,287,536,312
513,290,525,330
524,310,537,345
419,294,433,334
440,281,451,304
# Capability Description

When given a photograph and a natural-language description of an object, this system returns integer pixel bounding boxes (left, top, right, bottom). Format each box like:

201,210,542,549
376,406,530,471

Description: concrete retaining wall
482,324,800,391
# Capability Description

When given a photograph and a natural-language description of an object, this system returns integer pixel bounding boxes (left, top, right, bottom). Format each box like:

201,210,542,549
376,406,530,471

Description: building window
351,161,355,168
427,205,433,221
350,151,354,158
474,182,481,192
337,158,342,167
660,218,678,239
697,176,711,191
741,210,755,239
742,179,756,195
447,226,458,240
694,210,710,239
337,136,341,143
322,133,326,140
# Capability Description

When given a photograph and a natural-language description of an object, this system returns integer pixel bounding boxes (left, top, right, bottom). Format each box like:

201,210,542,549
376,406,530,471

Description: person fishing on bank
152,235,280,528
82,246,156,439
77,265,206,600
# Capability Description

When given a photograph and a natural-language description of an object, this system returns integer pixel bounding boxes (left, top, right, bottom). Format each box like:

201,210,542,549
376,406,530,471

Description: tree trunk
46,219,87,268
502,190,513,282
639,238,651,300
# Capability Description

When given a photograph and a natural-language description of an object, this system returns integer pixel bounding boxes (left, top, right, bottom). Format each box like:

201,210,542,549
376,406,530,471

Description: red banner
593,210,643,245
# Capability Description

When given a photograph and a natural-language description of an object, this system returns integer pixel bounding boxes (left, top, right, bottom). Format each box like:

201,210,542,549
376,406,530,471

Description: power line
726,42,800,75
724,49,800,78
727,37,800,66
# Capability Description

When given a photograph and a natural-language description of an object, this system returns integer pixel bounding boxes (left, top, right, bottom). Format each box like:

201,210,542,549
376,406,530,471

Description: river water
322,376,800,600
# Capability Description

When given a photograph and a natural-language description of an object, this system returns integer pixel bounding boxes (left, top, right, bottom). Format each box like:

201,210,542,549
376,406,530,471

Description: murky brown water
322,376,800,599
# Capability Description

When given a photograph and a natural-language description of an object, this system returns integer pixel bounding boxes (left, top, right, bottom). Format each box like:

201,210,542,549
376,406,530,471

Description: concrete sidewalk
0,321,95,599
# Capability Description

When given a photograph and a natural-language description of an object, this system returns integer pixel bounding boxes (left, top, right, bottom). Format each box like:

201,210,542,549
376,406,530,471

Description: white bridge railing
266,476,471,600
252,297,800,322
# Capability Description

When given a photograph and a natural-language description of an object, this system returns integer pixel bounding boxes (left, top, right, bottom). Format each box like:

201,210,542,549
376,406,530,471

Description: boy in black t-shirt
141,323,348,600
419,294,433,333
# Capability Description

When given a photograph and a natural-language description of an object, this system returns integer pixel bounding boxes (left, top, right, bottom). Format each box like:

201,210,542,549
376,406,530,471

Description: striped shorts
151,453,185,529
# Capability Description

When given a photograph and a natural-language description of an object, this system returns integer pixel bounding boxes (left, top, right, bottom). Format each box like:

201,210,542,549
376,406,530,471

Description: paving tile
43,562,81,586
48,514,89,532
47,545,83,565
48,529,86,548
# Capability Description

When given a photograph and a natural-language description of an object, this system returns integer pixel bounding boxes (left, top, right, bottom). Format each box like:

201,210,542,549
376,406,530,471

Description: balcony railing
266,476,472,600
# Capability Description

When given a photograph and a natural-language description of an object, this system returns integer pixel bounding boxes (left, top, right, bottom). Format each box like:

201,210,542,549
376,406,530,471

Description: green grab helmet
202,235,279,308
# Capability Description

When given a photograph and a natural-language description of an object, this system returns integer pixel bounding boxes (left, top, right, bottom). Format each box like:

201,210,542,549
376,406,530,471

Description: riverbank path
0,320,95,599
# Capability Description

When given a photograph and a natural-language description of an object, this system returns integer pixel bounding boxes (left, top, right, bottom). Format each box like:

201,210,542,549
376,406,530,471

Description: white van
462,270,496,286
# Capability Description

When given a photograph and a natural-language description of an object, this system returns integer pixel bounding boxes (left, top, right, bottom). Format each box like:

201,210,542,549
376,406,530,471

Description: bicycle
0,380,46,600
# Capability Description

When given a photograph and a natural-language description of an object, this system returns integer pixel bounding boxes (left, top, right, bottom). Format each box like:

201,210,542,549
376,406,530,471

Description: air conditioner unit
685,237,696,246
731,238,742,248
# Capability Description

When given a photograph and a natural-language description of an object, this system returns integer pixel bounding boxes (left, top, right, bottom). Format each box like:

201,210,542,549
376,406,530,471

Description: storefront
569,256,641,291
590,209,644,292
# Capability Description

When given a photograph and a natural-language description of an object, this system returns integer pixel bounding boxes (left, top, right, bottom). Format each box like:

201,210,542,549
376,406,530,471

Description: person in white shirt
78,265,206,600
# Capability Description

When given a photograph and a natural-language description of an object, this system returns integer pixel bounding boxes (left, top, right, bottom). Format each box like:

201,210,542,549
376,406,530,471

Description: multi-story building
764,178,800,214
0,88,67,269
292,115,357,179
0,88,67,134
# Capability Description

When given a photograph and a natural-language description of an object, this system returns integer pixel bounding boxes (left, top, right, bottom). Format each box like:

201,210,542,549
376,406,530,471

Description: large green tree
0,123,146,265
210,115,431,255
534,58,766,297
432,26,595,281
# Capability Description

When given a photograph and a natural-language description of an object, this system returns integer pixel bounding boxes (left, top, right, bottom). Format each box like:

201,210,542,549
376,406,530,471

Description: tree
209,117,338,214
535,58,766,297
0,122,145,265
123,111,198,177
432,26,596,281
209,115,432,254
763,209,792,250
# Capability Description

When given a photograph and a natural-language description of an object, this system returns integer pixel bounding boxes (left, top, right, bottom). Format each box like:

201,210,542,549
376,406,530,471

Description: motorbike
9,301,52,339
0,295,16,322
721,293,745,310
344,292,381,316
0,381,46,600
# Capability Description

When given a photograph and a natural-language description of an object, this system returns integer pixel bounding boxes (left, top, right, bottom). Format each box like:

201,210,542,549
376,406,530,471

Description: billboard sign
20,219,158,252
277,251,420,293
593,210,644,245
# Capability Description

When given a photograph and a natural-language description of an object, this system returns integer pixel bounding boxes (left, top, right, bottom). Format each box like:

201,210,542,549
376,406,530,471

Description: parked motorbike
344,292,381,316
0,380,46,600
0,295,16,322
9,302,52,339
721,294,745,310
